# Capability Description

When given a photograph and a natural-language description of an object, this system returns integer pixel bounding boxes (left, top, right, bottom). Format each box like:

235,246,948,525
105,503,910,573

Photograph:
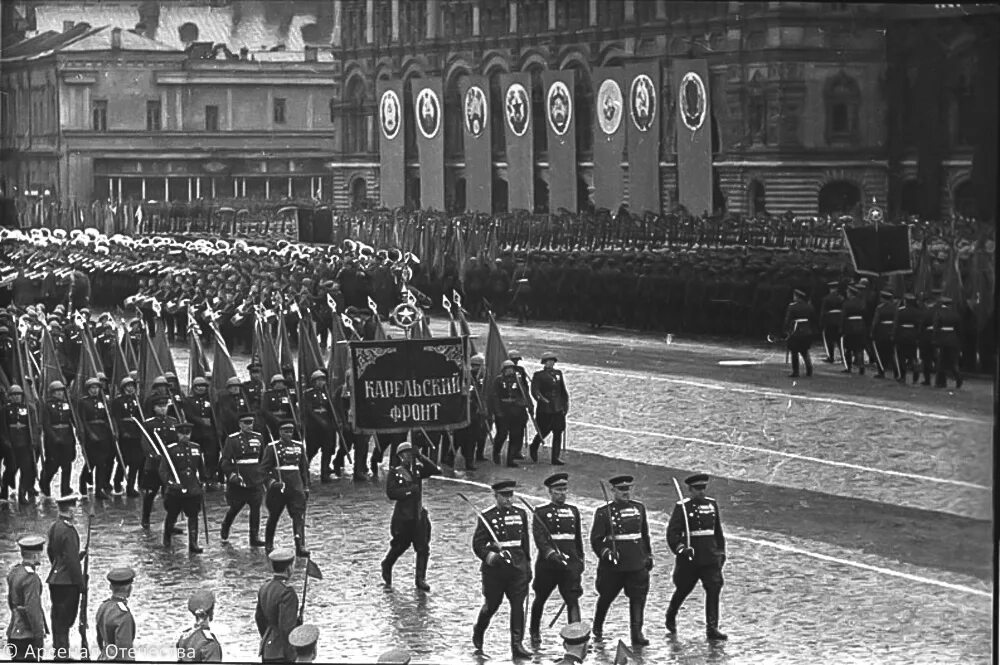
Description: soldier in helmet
261,375,298,440
143,376,173,417
110,377,144,497
183,377,219,487
164,372,188,422
454,353,488,470
216,376,251,439
140,396,179,530
176,589,222,662
528,351,569,465
219,412,267,548
302,369,337,482
3,385,38,504
5,535,47,661
381,441,440,592
243,362,265,412
77,377,115,499
261,422,310,557
40,380,77,498
488,360,532,468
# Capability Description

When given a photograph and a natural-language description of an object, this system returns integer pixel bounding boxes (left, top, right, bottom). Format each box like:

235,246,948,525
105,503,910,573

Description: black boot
163,521,174,547
472,610,489,652
706,591,728,640
415,553,430,591
510,629,532,660
630,597,649,646
220,516,232,543
665,596,681,634
528,436,541,462
188,522,203,554
592,597,611,641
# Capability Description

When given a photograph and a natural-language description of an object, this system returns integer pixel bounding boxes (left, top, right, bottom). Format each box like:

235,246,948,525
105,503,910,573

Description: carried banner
672,60,712,217
349,337,470,433
411,78,445,211
844,225,913,276
377,79,405,209
625,62,661,215
592,67,626,212
543,70,577,213
501,72,534,212
460,75,493,213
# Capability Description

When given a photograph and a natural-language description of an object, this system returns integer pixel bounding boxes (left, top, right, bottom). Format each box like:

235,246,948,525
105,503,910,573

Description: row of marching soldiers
782,278,965,387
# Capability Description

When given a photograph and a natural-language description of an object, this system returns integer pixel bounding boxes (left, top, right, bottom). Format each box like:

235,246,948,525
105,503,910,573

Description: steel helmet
270,374,285,386
226,377,242,388
192,377,209,388
48,380,66,392
8,384,23,394
310,370,326,381
85,378,102,389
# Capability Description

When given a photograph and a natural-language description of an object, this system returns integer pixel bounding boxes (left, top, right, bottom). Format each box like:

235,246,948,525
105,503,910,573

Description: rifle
598,481,619,565
78,499,96,660
198,451,210,545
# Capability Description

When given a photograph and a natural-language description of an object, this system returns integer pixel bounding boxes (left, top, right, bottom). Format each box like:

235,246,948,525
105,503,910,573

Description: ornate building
2,1,996,219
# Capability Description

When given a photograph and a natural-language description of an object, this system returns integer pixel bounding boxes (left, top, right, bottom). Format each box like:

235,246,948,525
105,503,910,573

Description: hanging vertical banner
625,61,661,215
377,79,405,209
592,67,626,212
500,72,534,212
672,59,712,217
459,75,492,213
542,69,577,213
411,77,445,211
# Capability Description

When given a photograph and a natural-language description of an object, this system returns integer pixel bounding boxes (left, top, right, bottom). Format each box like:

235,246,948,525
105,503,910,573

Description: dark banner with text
543,69,577,213
672,59,712,217
625,62,661,215
411,77,445,211
501,72,534,212
349,337,470,434
460,75,493,213
844,225,913,276
377,79,405,209
592,67,626,212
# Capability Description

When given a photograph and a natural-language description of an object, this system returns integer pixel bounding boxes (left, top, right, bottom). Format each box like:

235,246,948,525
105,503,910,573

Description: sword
597,481,618,565
671,477,693,560
457,492,511,564
519,497,569,628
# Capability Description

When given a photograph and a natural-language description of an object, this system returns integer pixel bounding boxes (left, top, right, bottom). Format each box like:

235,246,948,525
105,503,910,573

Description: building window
482,0,508,35
949,72,975,147
520,0,547,32
597,0,624,26
635,0,657,24
401,0,426,42
344,77,369,153
91,99,108,131
343,0,366,47
556,0,587,30
376,1,393,44
205,105,219,131
274,98,287,124
329,98,337,123
146,100,161,131
824,72,859,144
179,22,199,43
748,180,766,216
747,88,768,145
444,1,473,38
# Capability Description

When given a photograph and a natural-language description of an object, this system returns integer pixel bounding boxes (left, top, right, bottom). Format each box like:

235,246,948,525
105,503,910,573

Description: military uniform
892,295,922,384
839,289,868,374
381,442,440,590
219,423,267,546
95,568,136,662
489,367,532,467
918,297,938,385
110,384,144,496
47,499,84,660
783,290,817,378
176,589,222,662
5,536,47,662
260,425,310,556
871,292,899,379
2,392,36,504
40,394,76,497
255,550,299,663
159,424,207,552
301,383,336,480
182,385,219,483
77,390,116,497
665,474,727,640
933,298,963,388
216,383,252,440
260,385,298,439
140,411,179,528
529,353,569,464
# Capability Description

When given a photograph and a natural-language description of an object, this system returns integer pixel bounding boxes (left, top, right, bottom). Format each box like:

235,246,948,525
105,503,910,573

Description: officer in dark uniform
219,412,267,547
95,567,136,662
243,362,265,412
47,493,84,661
140,397,179,530
110,377,144,497
471,479,533,660
183,377,219,486
261,375,298,440
818,281,844,363
176,589,223,662
3,385,37,504
590,475,653,646
839,285,867,374
40,381,76,498
302,370,336,482
933,296,963,388
288,624,319,663
528,352,569,465
159,422,207,553
918,292,938,385
528,473,584,646
665,473,728,640
892,293,922,384
260,422,310,557
381,441,440,591
552,622,591,665
489,361,532,468
255,549,299,663
216,377,251,441
5,535,47,661
871,290,899,379
783,289,817,378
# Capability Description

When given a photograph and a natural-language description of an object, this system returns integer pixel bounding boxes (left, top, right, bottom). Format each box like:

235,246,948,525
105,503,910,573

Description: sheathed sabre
519,497,569,628
457,492,512,564
597,481,619,565
671,477,692,559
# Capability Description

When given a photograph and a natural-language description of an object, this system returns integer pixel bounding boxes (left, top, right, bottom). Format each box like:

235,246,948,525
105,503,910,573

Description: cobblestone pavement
1,319,992,663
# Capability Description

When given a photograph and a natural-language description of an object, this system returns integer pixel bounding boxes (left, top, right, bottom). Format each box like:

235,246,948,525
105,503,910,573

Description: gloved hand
228,473,244,487
602,549,618,565
677,545,695,560
167,482,184,494
486,551,503,566
547,550,568,566
272,482,286,493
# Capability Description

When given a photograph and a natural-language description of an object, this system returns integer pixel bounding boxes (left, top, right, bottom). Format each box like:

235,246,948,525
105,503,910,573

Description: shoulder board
118,601,130,613
168,443,178,448
202,629,215,640
706,496,716,502
190,442,201,449
676,498,690,504
24,565,35,574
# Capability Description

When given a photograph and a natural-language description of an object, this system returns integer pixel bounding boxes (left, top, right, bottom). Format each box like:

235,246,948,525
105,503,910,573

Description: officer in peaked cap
176,589,223,662
783,288,817,378
375,647,410,664
819,280,844,364
261,422,310,557
95,567,137,661
255,549,299,662
219,409,267,548
47,493,84,661
666,473,728,641
5,535,47,660
288,624,320,662
553,621,591,664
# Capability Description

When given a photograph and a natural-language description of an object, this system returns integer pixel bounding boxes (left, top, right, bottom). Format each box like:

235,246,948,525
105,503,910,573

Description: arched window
952,180,976,218
746,77,769,145
493,177,509,212
350,177,367,210
403,76,419,160
748,180,766,216
824,72,860,144
818,180,861,216
948,68,975,146
344,76,369,154
178,22,199,44
534,177,549,213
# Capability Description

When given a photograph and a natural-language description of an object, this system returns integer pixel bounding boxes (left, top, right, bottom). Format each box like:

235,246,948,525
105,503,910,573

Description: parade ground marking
563,364,991,425
435,476,992,600
567,419,990,491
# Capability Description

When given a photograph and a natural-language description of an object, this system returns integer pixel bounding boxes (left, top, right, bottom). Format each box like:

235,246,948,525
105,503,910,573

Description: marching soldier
219,412,267,547
892,293,922,384
528,473,584,646
40,381,76,498
47,493,84,661
489,360,532,468
5,535,47,662
818,281,843,363
471,479,533,660
261,375,297,440
918,292,938,386
243,362,265,412
665,473,728,641
183,377,219,487
255,549,299,663
933,296,963,389
216,377,251,440
110,377,144,497
839,285,867,374
3,385,37,504
381,441,440,591
590,475,653,646
95,567,137,662
77,378,115,499
164,372,188,422
783,289,816,378
871,290,899,379
142,376,173,418
140,397,179,529
261,421,310,557
528,352,569,465
159,422,207,553
301,370,336,482
176,589,223,662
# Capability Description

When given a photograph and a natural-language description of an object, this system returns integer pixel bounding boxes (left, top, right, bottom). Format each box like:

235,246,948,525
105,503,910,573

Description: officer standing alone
46,493,84,661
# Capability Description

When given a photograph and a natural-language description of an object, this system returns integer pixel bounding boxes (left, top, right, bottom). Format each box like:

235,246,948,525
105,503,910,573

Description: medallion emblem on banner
547,81,572,136
416,87,441,139
464,85,488,137
629,74,656,132
505,83,530,137
379,89,401,140
597,78,623,135
679,72,707,132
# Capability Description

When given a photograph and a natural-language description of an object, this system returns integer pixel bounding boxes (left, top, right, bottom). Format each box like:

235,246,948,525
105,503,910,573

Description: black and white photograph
0,1,995,663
